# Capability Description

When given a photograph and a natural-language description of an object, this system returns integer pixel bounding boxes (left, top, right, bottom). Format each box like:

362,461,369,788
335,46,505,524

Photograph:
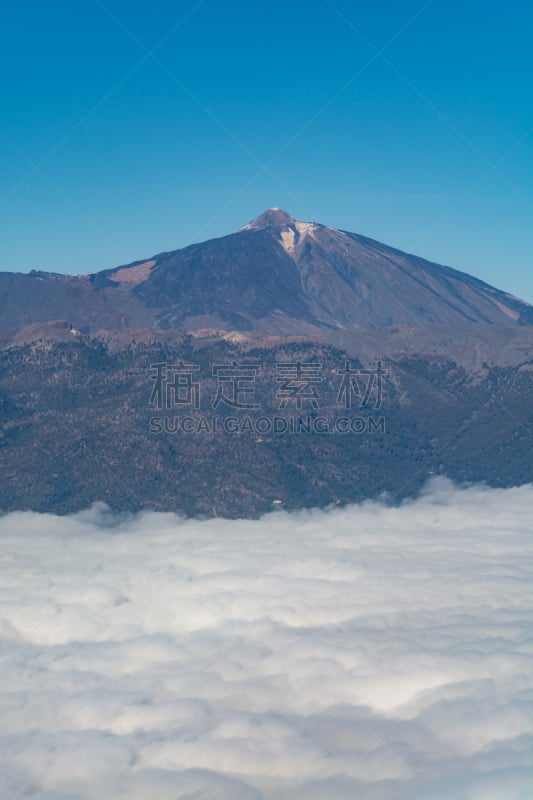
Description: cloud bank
0,478,532,799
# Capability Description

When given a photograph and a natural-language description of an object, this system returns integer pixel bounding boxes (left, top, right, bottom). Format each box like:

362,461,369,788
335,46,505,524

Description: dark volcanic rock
1,210,531,339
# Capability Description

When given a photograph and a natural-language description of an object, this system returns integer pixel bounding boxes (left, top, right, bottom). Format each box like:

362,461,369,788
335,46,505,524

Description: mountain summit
0,209,531,340
241,207,297,230
127,208,532,334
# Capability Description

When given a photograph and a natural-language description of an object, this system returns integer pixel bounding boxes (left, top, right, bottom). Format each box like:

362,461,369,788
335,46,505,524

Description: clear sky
1,0,532,301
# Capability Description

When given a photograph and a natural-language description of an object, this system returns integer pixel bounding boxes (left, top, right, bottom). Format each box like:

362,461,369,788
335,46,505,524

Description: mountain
1,210,532,516
1,209,532,342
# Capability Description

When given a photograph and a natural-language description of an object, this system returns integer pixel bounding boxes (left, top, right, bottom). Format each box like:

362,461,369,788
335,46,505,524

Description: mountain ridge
1,209,531,342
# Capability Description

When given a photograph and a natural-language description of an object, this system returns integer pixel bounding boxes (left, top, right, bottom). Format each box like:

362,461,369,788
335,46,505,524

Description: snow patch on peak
280,227,297,254
279,221,319,256
295,221,318,237
239,208,295,231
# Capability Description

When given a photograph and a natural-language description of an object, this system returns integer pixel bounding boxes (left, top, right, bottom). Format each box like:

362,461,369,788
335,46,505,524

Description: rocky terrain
1,208,532,340
1,210,532,515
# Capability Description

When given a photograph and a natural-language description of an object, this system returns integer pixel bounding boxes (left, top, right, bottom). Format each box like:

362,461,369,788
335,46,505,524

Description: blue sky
1,0,532,300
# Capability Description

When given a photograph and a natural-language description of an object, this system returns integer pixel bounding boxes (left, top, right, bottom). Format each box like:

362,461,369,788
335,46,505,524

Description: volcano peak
241,207,296,230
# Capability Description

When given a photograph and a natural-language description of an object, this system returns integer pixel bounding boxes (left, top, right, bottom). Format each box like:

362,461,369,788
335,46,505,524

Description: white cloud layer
0,478,532,799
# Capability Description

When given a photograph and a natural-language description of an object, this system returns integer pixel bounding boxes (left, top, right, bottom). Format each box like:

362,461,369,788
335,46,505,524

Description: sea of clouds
0,477,532,799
